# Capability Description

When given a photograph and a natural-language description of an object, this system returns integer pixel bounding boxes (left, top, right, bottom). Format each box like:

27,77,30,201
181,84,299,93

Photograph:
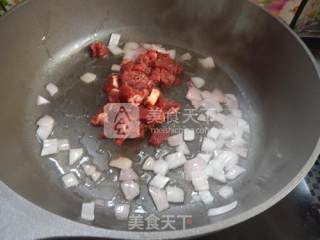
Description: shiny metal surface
0,0,319,239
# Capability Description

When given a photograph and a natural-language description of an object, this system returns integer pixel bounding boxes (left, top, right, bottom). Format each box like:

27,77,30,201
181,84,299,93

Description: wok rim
0,1,320,239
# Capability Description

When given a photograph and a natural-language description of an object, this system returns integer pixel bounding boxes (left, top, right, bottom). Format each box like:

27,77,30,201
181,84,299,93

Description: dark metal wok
0,0,320,239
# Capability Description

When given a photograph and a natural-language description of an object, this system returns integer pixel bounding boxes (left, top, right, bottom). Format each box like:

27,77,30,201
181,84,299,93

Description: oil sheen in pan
40,42,253,225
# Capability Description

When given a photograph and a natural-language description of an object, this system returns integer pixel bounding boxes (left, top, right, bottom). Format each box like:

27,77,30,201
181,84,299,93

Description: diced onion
183,128,195,142
119,168,138,181
166,49,176,59
109,157,133,169
226,165,245,180
191,77,205,88
165,151,187,169
142,156,155,171
224,94,239,109
208,201,238,217
179,52,192,61
197,153,212,163
57,139,70,151
153,159,169,176
37,96,50,106
82,164,97,176
150,174,170,189
149,186,169,212
198,57,215,69
199,191,214,205
91,171,102,182
184,157,207,181
197,114,207,122
108,33,121,46
205,166,226,183
81,202,95,221
123,42,140,52
121,180,140,200
36,115,55,127
41,138,58,156
211,89,225,103
191,171,209,191
218,186,234,199
207,128,221,140
215,151,239,171
166,186,184,203
201,137,217,153
111,64,121,72
176,141,190,155
186,85,202,101
80,72,96,84
115,203,130,221
46,83,58,96
36,124,54,141
108,45,124,55
62,172,79,188
167,133,183,147
69,148,84,165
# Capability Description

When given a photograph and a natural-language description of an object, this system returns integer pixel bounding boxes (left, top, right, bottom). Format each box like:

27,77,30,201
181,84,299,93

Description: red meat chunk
90,42,109,58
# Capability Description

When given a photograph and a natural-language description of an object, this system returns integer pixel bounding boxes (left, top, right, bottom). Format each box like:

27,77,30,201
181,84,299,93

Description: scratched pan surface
0,0,320,239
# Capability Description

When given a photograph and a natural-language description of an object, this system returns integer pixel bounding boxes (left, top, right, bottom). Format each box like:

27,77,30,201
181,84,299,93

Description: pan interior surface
0,0,319,237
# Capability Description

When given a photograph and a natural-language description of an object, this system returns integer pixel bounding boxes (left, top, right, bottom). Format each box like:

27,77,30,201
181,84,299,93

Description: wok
0,0,320,239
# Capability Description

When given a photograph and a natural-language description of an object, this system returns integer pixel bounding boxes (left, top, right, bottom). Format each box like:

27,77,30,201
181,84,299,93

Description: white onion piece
57,139,70,151
142,156,155,171
37,96,50,106
165,151,187,169
197,153,212,163
232,109,243,118
179,52,192,61
108,45,124,55
205,166,226,183
41,139,58,156
200,99,223,112
115,203,130,221
121,180,140,200
207,127,220,140
183,128,195,142
150,174,170,189
220,129,233,139
82,164,97,176
46,83,58,96
166,186,184,203
176,141,190,155
186,86,202,101
191,77,205,88
212,89,225,103
208,201,238,217
123,42,140,51
191,99,202,109
69,148,84,165
184,157,207,181
199,191,214,205
237,119,250,133
218,186,234,199
111,64,121,72
167,133,183,147
224,94,239,109
198,57,215,69
191,171,209,191
119,168,138,181
226,165,245,180
153,159,169,176
36,125,54,141
37,115,55,127
62,172,79,188
216,151,239,170
231,146,248,158
197,114,207,122
226,138,247,149
191,191,202,202
201,137,217,153
108,33,121,46
109,157,133,169
143,43,166,53
80,72,96,84
167,49,176,59
149,186,169,212
81,202,95,221
123,47,145,62
91,171,102,182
